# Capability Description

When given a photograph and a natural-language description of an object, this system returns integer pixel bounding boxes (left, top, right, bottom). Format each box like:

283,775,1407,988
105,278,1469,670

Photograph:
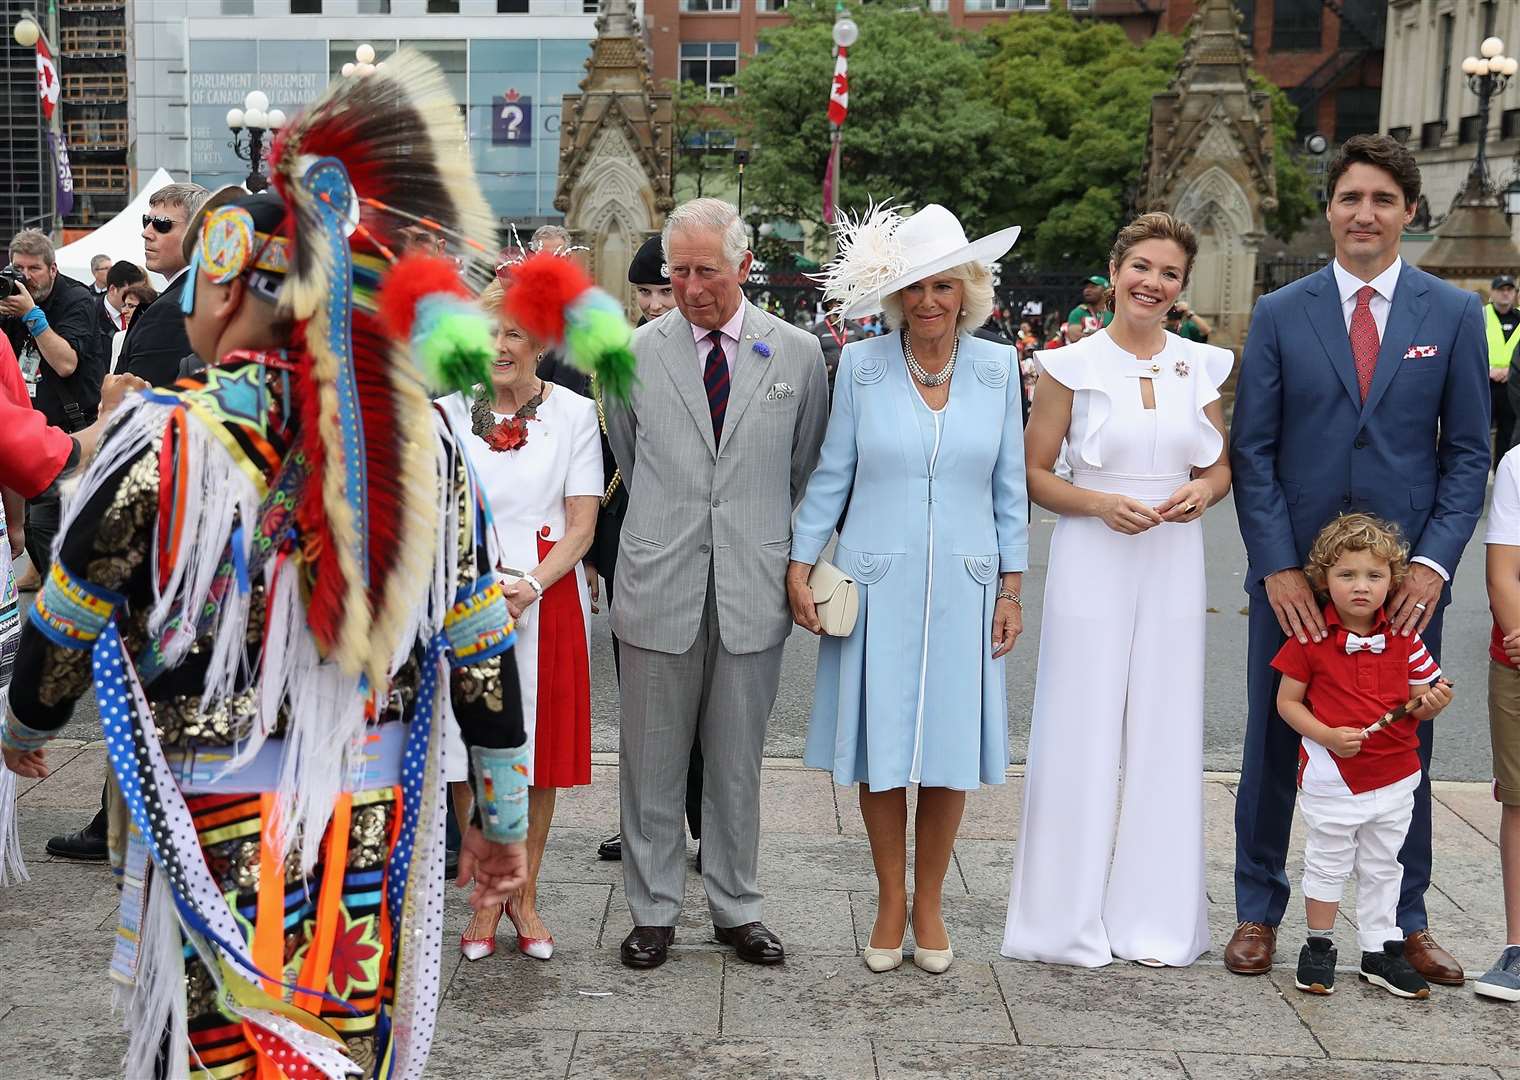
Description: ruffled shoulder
1035,336,1110,469
1187,340,1235,468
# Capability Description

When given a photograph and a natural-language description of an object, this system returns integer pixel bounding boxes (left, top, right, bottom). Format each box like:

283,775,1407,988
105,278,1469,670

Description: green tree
1254,77,1317,244
733,1,1007,240
980,11,1182,266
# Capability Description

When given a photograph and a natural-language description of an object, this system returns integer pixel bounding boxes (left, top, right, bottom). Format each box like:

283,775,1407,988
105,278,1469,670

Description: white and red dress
442,384,603,787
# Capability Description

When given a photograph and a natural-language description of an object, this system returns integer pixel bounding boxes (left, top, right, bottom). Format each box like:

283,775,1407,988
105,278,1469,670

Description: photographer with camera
0,229,104,580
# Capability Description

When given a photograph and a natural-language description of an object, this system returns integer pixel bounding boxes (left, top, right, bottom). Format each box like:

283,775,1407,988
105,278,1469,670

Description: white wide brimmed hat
818,202,1021,320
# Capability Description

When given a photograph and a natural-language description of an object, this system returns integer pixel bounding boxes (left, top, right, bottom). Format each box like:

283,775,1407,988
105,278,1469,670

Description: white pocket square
1403,345,1439,359
767,382,796,400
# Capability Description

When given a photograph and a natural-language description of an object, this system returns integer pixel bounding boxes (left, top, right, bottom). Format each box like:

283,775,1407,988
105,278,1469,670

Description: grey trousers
618,579,785,928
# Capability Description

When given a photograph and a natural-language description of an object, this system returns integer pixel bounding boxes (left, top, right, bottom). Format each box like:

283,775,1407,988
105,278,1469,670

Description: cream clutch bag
807,559,860,637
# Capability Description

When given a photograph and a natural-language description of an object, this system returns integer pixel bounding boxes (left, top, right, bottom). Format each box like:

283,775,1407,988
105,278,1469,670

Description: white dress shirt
1331,257,1401,339
689,304,744,379
1330,256,1447,582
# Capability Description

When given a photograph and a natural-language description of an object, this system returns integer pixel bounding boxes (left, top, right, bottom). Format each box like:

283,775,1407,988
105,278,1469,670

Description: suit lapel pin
752,341,772,359
1174,358,1190,378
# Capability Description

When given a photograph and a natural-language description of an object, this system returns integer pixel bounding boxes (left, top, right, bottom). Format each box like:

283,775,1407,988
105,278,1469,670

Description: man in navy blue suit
1228,135,1489,985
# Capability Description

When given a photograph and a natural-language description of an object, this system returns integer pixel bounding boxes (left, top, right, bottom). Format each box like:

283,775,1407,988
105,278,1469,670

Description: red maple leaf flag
827,47,848,127
35,37,59,121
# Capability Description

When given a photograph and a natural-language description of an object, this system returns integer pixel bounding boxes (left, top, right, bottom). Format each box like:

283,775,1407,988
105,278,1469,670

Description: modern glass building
135,1,625,226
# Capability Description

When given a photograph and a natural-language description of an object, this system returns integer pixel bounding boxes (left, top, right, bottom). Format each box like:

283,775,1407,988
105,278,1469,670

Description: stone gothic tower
1138,0,1277,350
554,0,674,311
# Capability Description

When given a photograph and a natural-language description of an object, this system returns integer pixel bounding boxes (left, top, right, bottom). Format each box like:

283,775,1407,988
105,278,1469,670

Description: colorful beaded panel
443,576,515,667
1,712,52,754
28,561,123,650
469,743,528,844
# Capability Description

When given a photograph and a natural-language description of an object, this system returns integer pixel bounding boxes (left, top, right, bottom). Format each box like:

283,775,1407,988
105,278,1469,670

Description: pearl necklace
902,329,958,387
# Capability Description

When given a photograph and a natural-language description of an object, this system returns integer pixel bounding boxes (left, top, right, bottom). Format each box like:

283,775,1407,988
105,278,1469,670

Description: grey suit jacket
606,301,830,655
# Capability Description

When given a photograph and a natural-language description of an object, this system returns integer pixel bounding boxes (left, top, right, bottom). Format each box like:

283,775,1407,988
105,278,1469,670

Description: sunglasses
142,214,179,234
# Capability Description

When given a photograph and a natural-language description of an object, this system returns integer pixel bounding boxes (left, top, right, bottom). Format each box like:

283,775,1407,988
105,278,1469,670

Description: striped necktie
703,329,729,444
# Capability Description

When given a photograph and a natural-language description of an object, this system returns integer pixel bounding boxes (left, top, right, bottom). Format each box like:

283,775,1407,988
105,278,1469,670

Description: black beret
627,234,668,286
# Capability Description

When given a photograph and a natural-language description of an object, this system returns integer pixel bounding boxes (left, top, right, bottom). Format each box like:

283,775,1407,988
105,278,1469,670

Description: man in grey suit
606,198,830,969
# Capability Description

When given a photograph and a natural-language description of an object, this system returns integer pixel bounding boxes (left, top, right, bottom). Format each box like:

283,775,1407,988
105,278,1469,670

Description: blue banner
48,130,73,220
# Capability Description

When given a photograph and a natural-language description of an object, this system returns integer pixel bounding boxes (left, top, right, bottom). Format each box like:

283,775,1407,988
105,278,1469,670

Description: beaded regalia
2,51,530,1080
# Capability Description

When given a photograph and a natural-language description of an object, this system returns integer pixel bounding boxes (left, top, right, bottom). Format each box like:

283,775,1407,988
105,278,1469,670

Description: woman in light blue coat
787,204,1028,974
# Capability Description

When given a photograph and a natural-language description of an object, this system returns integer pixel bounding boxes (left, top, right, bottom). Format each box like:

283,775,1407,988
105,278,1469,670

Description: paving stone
756,767,841,836
1432,782,1503,846
874,1042,1186,1079
539,825,646,888
447,948,723,1035
422,1011,574,1078
549,765,621,831
0,1005,124,1080
13,744,89,802
604,880,855,953
721,954,1016,1045
995,958,1321,1056
16,747,109,811
949,837,1013,898
1177,1054,1502,1078
567,1033,875,1080
0,922,115,1014
756,831,885,894
1269,965,1517,1065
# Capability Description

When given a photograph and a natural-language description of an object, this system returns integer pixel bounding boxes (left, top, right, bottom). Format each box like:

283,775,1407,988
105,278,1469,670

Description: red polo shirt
1271,604,1439,795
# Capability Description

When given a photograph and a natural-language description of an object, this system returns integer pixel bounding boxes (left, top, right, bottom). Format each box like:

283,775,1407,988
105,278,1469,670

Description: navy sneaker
1474,945,1520,1002
1361,940,1431,999
1294,937,1337,995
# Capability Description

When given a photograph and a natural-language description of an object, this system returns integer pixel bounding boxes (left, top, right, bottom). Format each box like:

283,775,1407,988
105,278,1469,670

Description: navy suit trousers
1234,594,1441,931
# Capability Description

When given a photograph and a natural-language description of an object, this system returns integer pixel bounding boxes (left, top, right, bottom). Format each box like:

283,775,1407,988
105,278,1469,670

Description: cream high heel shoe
862,939,904,973
912,942,953,974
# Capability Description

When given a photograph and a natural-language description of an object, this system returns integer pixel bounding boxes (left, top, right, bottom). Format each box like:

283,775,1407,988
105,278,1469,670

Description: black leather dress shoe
598,833,622,860
46,809,108,862
714,921,785,965
621,925,676,969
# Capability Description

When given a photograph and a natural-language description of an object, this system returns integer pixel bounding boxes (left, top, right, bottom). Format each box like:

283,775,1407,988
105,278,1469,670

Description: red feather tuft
502,252,593,344
377,254,471,339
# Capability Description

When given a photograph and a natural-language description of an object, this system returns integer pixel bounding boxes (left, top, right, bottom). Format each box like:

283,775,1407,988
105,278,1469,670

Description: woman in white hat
787,203,1028,975
1001,212,1232,969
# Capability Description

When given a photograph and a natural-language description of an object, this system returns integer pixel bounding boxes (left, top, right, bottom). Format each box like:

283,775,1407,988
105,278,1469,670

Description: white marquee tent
54,168,176,289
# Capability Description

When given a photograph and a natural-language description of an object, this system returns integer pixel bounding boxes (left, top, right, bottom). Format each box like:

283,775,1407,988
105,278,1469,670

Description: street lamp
1459,36,1518,197
227,89,286,193
12,16,39,47
341,42,378,79
1505,179,1520,218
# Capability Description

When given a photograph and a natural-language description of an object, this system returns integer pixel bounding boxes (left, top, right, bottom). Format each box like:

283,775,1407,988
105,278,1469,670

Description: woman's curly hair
1303,513,1409,597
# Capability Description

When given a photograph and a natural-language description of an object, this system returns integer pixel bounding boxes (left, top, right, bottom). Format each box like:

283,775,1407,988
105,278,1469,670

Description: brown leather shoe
1225,921,1277,974
1403,929,1465,986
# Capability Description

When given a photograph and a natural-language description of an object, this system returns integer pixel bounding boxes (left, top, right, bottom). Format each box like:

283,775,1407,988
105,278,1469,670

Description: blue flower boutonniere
752,341,772,359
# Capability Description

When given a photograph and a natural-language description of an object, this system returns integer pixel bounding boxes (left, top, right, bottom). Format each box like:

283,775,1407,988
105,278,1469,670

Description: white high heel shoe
912,942,953,974
862,939,904,973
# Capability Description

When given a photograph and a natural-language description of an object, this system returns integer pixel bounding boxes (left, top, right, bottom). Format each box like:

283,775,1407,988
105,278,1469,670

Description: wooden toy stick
1363,678,1452,736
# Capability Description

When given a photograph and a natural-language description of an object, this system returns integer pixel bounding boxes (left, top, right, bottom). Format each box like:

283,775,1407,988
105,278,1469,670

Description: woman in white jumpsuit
1002,213,1233,968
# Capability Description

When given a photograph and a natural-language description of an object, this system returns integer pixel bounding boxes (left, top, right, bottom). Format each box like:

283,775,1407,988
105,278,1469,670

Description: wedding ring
1184,503,1196,514
1414,601,1427,611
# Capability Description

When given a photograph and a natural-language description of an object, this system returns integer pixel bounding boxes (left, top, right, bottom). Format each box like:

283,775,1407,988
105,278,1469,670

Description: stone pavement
2,747,1515,1080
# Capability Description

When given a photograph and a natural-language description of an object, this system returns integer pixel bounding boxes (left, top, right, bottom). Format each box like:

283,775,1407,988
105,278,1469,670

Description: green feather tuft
564,305,638,401
418,308,494,394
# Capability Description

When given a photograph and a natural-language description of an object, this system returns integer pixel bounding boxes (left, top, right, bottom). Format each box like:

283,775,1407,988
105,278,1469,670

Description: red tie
1350,285,1379,401
119,312,127,331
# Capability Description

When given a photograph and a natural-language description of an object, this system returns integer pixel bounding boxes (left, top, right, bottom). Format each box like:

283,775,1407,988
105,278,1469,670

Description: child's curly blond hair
1304,513,1409,597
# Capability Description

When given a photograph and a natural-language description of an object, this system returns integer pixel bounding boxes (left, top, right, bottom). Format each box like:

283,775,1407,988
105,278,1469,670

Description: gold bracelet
997,589,1022,607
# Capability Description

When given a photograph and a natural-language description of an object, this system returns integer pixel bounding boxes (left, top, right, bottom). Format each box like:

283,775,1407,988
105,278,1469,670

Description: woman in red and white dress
442,277,602,961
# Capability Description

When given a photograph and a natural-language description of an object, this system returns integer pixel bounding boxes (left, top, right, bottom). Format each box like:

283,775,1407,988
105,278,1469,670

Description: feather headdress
501,252,638,401
266,49,499,684
815,201,909,316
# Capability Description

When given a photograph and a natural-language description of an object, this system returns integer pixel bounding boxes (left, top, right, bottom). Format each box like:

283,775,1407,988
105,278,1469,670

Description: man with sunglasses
118,182,209,387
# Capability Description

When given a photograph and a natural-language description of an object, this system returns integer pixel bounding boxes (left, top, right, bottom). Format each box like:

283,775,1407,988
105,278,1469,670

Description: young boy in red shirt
1273,514,1453,998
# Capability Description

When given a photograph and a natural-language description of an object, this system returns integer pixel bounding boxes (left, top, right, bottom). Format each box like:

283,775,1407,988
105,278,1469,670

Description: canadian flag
36,36,59,121
827,47,848,127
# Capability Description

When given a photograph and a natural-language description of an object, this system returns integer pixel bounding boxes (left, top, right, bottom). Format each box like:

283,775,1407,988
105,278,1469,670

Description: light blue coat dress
791,332,1030,791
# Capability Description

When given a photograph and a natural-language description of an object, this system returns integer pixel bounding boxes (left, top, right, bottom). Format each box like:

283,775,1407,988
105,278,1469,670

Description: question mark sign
501,103,524,141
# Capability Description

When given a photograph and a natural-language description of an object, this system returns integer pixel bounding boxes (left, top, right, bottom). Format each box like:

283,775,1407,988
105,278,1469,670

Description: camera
0,264,26,301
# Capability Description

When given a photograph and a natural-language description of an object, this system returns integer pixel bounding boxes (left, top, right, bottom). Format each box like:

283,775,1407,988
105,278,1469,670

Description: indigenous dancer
0,53,567,1079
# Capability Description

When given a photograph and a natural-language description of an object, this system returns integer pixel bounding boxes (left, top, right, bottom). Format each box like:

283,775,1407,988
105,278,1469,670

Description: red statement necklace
471,381,544,452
